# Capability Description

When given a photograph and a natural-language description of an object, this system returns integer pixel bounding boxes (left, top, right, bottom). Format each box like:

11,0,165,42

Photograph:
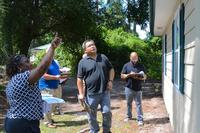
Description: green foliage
32,28,162,80
33,46,74,74
1,0,98,56
101,27,162,80
144,37,162,80
55,46,73,70
0,84,5,91
0,45,9,65
32,50,45,68
0,0,8,64
98,0,127,30
98,0,149,31
126,0,149,29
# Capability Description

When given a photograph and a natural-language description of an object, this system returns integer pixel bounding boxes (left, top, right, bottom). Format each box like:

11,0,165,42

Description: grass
0,109,139,133
41,114,87,133
40,112,101,133
40,111,139,133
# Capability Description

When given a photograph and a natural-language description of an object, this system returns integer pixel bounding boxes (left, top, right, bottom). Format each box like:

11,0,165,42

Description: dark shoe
103,131,111,133
124,117,133,122
51,119,55,123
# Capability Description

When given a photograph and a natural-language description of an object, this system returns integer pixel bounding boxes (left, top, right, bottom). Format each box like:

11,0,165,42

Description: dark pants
5,118,40,133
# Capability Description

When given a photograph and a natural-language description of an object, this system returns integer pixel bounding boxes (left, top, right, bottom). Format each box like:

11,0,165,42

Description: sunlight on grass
0,110,138,133
40,111,108,133
40,112,89,133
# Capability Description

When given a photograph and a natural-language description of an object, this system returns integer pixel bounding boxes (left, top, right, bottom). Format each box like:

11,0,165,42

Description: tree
97,0,149,32
1,0,98,56
0,0,10,64
98,0,127,30
125,0,149,30
1,0,41,55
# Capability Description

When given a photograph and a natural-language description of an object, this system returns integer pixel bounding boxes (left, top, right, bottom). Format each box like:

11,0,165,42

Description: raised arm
28,36,61,84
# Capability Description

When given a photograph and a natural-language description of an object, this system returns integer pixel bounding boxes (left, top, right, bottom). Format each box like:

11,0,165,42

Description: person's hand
51,33,62,49
78,94,85,101
130,71,136,76
107,80,113,91
127,72,135,78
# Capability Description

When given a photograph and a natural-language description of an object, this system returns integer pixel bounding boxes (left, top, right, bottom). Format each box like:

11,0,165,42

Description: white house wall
189,0,200,132
162,0,200,132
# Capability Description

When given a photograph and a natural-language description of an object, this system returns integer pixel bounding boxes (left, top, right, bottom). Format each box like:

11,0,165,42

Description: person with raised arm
4,34,61,133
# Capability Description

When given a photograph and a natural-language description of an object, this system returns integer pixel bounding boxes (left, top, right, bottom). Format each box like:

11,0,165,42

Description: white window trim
173,5,181,89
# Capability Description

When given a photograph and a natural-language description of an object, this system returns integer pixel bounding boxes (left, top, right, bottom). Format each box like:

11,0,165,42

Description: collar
130,61,138,67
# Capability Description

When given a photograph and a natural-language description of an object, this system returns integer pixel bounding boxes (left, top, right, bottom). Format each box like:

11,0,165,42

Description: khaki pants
41,85,62,124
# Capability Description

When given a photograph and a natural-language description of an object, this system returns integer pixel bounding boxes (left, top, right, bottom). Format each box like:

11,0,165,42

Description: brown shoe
47,123,57,128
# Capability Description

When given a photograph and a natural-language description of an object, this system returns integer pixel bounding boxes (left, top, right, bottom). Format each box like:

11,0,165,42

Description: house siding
162,0,200,132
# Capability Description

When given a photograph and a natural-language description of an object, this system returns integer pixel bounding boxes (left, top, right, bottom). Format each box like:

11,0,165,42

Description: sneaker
138,121,144,126
124,117,132,122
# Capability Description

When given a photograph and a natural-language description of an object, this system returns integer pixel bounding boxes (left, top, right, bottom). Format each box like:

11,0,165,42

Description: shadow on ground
144,117,170,125
53,119,88,127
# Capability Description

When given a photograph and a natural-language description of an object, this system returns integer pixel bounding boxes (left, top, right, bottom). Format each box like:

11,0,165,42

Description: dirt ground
0,77,172,133
62,77,173,133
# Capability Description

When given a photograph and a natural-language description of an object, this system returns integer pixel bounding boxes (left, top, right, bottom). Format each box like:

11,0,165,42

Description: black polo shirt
121,61,145,91
77,54,113,95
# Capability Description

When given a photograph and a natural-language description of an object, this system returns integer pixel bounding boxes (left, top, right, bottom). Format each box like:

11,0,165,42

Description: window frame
172,3,185,94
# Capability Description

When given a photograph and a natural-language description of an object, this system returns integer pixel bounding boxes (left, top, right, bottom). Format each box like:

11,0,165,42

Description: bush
33,28,162,80
0,84,5,91
33,46,74,74
100,27,162,80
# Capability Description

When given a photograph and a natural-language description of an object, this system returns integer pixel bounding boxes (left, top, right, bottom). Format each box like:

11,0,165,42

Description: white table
42,94,65,113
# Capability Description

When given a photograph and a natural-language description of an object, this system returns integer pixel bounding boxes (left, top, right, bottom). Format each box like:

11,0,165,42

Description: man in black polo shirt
77,39,115,133
121,52,146,126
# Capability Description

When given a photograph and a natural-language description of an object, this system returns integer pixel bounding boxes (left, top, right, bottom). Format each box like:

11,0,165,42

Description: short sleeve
77,60,84,79
102,54,113,70
121,64,127,74
17,71,30,85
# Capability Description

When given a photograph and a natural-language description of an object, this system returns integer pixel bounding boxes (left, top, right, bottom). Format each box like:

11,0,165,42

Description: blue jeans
125,87,143,121
86,90,112,133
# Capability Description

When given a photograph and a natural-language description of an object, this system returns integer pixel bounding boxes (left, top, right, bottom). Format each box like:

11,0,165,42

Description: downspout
149,0,155,35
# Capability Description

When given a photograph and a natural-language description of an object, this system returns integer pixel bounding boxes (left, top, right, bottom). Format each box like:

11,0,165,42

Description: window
172,3,185,94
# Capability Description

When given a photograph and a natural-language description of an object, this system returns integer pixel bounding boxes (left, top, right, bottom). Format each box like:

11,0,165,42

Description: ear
84,49,88,54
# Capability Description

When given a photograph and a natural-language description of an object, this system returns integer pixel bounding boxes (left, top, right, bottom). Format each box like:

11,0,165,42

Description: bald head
130,52,138,64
